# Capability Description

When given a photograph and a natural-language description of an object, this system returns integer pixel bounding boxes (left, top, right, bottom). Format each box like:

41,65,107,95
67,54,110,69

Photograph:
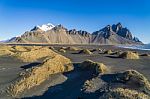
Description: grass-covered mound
11,46,29,52
66,46,80,51
103,50,113,54
100,88,150,99
13,47,56,62
78,49,93,55
80,60,108,74
0,45,43,57
8,54,74,97
116,70,150,95
0,45,14,56
59,49,66,53
118,51,139,59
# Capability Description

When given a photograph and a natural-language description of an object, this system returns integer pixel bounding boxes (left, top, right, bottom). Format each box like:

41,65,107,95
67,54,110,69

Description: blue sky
0,0,150,43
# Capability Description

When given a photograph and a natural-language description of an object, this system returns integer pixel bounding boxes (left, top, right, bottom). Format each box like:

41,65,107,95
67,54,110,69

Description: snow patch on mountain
37,23,55,31
32,23,55,31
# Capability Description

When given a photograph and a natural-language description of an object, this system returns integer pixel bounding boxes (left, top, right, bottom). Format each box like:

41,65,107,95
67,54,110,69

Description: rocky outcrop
112,22,133,40
92,23,142,44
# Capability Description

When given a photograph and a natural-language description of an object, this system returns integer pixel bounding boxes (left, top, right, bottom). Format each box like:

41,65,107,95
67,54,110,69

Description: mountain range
7,22,142,45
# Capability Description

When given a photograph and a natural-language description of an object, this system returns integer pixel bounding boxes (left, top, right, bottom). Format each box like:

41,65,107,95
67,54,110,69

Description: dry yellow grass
0,49,14,56
8,54,74,97
0,45,14,56
78,49,93,55
116,70,150,95
13,47,56,62
11,46,29,52
80,60,108,74
66,46,80,51
119,51,139,59
100,88,150,99
0,45,44,57
59,49,66,53
103,50,113,54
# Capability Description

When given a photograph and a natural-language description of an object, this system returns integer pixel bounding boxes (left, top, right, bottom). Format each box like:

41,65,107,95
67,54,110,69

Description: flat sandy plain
0,44,150,99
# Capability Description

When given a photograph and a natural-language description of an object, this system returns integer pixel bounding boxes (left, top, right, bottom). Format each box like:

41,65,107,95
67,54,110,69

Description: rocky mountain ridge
7,23,142,44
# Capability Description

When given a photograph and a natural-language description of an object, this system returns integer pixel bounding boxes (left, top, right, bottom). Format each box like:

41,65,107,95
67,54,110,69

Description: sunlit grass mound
0,45,14,56
118,51,139,59
98,48,103,52
78,49,93,55
59,48,66,53
116,70,150,95
0,49,14,56
90,49,97,52
60,47,67,50
100,88,150,99
66,46,80,51
80,60,108,74
12,46,42,52
103,50,113,54
8,54,74,97
11,46,29,52
110,50,122,55
13,47,56,62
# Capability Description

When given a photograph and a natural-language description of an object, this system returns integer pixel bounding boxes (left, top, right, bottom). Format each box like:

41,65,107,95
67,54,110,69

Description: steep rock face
92,23,142,44
112,23,133,40
8,23,142,45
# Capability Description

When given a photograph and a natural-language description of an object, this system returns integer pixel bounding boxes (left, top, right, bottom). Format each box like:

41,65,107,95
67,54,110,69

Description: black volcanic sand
0,44,150,99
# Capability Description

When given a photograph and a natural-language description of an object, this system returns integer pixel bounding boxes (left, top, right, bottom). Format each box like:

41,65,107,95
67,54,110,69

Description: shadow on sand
21,62,41,69
22,63,99,99
105,55,120,59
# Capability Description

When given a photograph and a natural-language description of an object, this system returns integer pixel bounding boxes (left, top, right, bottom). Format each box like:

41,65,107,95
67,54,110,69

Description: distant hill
7,22,142,45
